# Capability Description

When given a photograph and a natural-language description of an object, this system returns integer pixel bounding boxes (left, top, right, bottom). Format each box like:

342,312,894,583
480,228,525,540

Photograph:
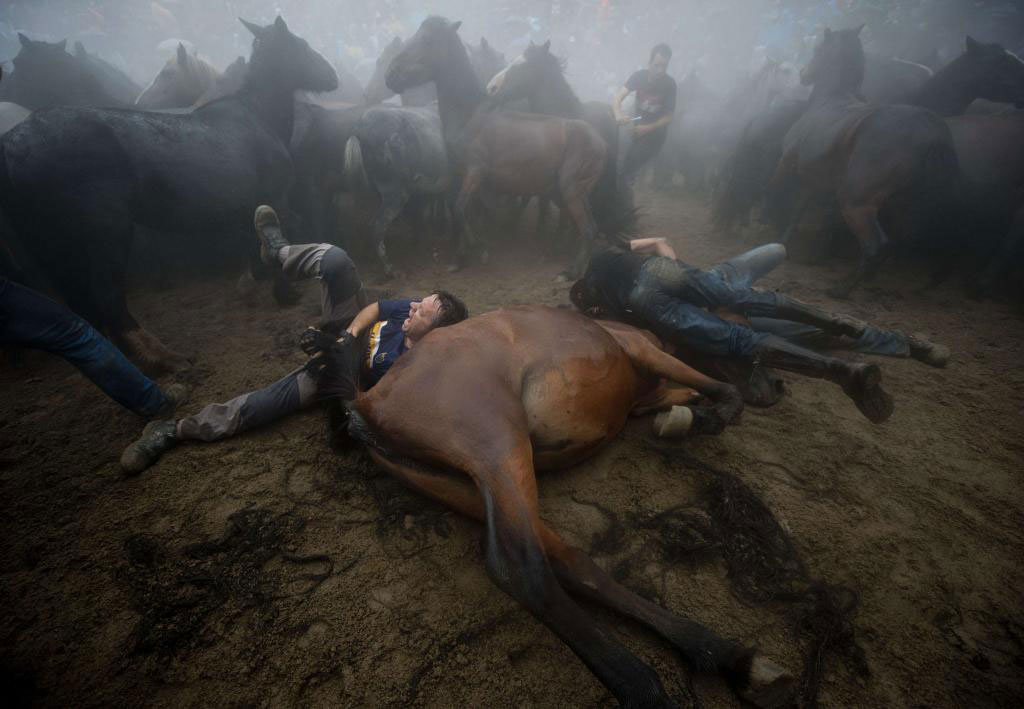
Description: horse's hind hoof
739,655,796,708
653,406,693,438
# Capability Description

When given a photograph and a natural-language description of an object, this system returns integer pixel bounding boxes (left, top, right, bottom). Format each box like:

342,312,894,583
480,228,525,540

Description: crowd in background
1,1,1022,102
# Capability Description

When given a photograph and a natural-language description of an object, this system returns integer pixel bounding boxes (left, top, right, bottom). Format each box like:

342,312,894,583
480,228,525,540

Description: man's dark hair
431,290,469,328
650,43,672,63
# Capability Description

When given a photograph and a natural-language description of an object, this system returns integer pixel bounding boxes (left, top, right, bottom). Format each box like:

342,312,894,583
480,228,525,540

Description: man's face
402,294,442,339
649,53,669,76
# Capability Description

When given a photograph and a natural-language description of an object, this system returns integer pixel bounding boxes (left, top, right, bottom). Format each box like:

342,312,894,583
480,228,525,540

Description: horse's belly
522,354,637,470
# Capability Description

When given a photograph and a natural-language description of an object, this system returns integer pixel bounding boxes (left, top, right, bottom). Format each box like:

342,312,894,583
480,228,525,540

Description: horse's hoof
554,272,572,284
653,406,693,438
236,269,257,297
739,655,796,709
446,262,463,274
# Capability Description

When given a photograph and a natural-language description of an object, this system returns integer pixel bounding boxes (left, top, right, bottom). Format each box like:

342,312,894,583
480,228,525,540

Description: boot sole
845,363,894,424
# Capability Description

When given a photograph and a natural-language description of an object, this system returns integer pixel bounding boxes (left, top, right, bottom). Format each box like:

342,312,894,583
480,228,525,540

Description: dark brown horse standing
384,17,613,278
775,26,961,297
322,305,793,707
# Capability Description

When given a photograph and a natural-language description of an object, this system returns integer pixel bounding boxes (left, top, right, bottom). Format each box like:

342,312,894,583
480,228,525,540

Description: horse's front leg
450,167,482,272
829,203,888,299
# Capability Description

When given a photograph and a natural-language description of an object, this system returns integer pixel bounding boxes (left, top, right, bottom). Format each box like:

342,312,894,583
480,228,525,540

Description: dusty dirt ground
1,187,1022,708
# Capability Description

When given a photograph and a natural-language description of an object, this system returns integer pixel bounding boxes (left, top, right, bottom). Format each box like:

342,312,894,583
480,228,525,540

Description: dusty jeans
177,244,362,441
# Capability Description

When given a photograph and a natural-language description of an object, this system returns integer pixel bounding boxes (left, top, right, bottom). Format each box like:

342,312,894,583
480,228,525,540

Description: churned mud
1,187,1022,707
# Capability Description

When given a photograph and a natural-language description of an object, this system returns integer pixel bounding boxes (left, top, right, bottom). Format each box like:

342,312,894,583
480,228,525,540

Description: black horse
0,34,136,109
0,17,337,372
714,36,1024,235
775,25,961,297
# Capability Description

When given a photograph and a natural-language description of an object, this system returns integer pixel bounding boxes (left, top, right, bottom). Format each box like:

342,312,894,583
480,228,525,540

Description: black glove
300,327,356,355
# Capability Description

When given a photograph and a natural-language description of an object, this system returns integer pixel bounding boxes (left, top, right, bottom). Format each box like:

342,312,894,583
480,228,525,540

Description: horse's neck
532,70,580,118
908,59,975,116
433,46,486,149
236,82,297,143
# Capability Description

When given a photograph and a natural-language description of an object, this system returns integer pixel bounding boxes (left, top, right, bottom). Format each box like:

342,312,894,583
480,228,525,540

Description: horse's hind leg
370,450,789,708
370,182,408,279
370,414,673,705
828,202,887,299
537,529,794,708
450,167,483,272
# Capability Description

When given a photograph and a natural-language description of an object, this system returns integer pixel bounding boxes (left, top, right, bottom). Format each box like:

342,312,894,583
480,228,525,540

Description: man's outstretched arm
630,237,677,260
345,302,381,337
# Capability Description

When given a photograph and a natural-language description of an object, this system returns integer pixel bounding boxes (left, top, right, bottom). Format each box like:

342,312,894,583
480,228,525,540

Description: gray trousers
177,244,361,442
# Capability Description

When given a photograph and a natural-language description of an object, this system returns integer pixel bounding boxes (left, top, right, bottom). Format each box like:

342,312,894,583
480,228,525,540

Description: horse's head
364,37,403,104
136,43,205,109
9,33,111,109
800,25,865,94
468,37,506,86
386,16,461,93
240,16,337,94
955,36,1024,108
488,40,555,102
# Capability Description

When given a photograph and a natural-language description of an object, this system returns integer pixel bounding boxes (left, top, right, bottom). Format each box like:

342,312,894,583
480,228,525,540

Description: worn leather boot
907,332,950,368
753,336,893,423
254,205,290,266
762,294,868,339
120,420,179,475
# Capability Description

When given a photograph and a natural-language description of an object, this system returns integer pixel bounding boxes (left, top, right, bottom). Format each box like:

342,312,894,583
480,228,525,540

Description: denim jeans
177,244,362,441
0,276,167,416
625,245,910,358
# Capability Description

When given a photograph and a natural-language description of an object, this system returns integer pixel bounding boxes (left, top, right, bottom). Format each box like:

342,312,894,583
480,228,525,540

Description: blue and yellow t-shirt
363,299,411,388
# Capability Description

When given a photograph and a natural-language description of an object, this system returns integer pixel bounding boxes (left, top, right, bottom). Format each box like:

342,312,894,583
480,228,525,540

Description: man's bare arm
345,302,381,337
612,85,632,124
630,237,677,260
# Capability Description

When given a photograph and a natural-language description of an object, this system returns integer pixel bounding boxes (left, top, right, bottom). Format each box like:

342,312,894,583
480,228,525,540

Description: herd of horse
1,14,1023,707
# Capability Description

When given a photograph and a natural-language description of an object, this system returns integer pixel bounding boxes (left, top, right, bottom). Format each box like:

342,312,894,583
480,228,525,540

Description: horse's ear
177,42,189,66
239,18,265,38
56,39,66,52
450,20,462,33
823,27,832,39
390,37,402,49
966,36,982,54
481,37,489,49
854,23,865,36
274,16,289,33
17,33,32,48
541,40,551,53
74,41,86,57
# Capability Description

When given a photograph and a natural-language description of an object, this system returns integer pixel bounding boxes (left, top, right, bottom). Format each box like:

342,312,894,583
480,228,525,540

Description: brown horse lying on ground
319,305,793,707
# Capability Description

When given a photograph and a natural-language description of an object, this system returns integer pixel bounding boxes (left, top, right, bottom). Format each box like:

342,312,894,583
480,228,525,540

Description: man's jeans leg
749,318,911,357
279,244,363,324
0,278,166,416
629,286,769,358
176,366,318,441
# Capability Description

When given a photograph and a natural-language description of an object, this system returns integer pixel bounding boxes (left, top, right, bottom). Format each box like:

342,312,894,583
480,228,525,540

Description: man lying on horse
120,205,468,474
571,238,949,424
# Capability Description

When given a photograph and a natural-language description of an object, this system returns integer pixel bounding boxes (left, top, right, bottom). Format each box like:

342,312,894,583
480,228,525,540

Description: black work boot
120,420,179,475
753,335,893,423
254,205,290,266
907,332,950,368
764,294,868,339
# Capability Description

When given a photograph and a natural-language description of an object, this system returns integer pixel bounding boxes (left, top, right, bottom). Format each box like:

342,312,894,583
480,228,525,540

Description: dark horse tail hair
591,171,640,247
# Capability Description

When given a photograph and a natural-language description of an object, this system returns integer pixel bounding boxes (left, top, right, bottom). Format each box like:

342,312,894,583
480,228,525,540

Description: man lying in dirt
570,238,950,424
120,205,468,474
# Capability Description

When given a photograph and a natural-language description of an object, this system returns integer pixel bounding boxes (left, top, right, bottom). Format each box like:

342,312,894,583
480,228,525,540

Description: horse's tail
343,135,369,191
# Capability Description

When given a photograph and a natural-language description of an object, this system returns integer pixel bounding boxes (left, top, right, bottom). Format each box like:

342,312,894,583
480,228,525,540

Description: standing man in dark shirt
613,43,677,187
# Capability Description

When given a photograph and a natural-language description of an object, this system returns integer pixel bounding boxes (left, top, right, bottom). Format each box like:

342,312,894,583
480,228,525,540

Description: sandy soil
1,188,1022,708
